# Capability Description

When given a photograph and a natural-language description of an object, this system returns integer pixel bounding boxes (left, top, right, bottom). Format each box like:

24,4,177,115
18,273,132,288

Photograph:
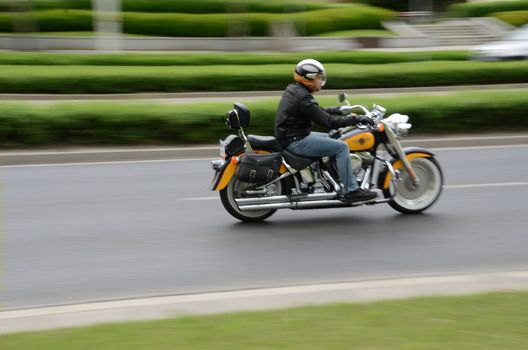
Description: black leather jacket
275,83,356,146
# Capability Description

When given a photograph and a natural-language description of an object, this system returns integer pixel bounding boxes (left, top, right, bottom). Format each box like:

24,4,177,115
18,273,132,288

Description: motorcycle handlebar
340,105,372,118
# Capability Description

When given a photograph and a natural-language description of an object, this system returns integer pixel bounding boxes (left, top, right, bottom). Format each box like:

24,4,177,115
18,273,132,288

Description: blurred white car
472,25,528,60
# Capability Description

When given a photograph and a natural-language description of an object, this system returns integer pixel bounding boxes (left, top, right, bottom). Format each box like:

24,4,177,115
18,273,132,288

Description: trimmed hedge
0,0,329,14
0,89,525,147
122,6,393,37
447,0,528,18
340,0,466,12
0,0,89,12
0,10,92,33
0,61,526,94
0,6,394,36
492,10,528,27
0,51,470,66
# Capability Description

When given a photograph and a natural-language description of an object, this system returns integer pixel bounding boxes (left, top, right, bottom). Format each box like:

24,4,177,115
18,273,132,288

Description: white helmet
294,59,327,91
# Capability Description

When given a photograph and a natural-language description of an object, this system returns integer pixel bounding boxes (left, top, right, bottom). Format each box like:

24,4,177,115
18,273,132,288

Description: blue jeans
286,132,358,193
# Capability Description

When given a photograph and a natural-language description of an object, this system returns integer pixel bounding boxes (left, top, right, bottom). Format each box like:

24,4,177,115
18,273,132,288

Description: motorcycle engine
350,152,374,174
350,153,362,173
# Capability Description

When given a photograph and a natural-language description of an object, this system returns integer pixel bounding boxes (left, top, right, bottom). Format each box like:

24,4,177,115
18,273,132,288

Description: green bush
0,0,329,13
0,61,526,94
0,10,92,32
121,0,329,14
0,89,525,146
291,6,393,36
0,51,469,66
491,10,528,26
448,0,528,18
336,0,467,12
339,0,408,12
37,9,93,32
121,5,393,37
0,5,393,36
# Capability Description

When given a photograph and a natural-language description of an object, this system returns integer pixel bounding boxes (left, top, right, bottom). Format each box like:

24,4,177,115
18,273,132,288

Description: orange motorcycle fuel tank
341,129,375,151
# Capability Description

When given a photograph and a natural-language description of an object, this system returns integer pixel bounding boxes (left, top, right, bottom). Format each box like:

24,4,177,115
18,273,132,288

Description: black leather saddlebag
236,153,282,184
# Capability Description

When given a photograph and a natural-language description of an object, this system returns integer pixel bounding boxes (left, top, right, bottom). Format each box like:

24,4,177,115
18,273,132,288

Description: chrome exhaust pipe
238,197,391,211
238,199,347,211
235,192,338,206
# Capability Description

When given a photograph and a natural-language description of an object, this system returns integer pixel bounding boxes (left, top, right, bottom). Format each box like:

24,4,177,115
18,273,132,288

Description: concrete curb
1,134,527,166
1,270,528,334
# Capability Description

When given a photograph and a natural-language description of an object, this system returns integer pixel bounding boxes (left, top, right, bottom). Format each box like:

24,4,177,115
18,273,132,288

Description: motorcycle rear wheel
387,156,443,214
220,177,282,222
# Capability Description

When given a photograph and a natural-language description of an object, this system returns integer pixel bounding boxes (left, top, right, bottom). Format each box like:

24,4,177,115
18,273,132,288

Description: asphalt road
2,145,528,310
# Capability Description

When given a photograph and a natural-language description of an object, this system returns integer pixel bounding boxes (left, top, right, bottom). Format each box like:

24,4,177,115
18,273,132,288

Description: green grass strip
2,291,528,349
0,61,526,94
0,89,525,147
0,51,469,66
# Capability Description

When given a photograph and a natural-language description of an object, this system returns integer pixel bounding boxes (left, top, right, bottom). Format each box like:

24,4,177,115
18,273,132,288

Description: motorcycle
210,93,443,222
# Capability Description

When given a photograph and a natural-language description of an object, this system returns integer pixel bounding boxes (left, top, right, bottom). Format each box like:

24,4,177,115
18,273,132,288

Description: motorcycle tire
220,176,282,222
386,156,443,214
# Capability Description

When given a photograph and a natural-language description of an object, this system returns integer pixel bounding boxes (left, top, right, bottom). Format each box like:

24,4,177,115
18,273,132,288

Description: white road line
430,144,528,151
411,135,528,142
1,136,524,156
0,144,527,168
0,146,217,156
444,182,528,189
0,157,216,168
181,196,218,201
181,182,528,201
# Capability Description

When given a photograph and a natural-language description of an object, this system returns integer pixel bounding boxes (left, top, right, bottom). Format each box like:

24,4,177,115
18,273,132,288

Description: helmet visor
306,72,327,87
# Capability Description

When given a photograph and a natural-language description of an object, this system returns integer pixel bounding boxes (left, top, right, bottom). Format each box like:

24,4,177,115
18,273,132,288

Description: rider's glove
326,106,344,115
354,115,377,126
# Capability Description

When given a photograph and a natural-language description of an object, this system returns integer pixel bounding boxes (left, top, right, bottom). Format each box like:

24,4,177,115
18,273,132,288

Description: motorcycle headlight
397,123,412,131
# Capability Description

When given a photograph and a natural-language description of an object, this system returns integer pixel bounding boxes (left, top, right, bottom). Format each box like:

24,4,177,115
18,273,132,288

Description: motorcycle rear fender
211,157,239,191
381,147,435,190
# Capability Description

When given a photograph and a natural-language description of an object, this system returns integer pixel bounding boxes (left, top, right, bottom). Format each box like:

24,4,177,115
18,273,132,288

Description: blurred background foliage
447,0,528,25
0,89,526,146
0,60,527,93
0,0,527,146
1,0,526,36
0,1,394,36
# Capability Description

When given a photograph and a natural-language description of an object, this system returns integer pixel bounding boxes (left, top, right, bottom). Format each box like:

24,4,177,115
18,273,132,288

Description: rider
275,59,378,203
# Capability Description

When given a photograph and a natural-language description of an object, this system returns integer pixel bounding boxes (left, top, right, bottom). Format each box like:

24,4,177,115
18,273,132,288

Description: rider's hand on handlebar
326,106,345,115
355,115,377,126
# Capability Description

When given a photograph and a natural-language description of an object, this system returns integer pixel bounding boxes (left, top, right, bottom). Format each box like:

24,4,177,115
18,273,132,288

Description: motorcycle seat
282,150,318,170
248,135,283,152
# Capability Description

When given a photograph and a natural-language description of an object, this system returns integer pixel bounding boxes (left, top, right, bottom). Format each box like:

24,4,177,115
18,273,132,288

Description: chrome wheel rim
393,158,442,211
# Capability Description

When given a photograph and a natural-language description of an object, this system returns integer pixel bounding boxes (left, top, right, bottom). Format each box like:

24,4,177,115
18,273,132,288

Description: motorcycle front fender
380,147,435,190
211,157,238,191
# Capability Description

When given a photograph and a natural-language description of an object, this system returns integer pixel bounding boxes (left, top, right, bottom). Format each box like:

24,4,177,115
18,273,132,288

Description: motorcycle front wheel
387,156,443,214
220,176,282,222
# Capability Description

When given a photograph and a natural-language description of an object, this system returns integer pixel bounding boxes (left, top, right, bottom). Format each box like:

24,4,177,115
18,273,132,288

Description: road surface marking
444,182,528,189
181,182,528,201
0,157,216,168
1,144,527,168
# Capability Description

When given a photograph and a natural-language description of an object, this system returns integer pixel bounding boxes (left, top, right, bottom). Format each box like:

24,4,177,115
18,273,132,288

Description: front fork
383,122,420,186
